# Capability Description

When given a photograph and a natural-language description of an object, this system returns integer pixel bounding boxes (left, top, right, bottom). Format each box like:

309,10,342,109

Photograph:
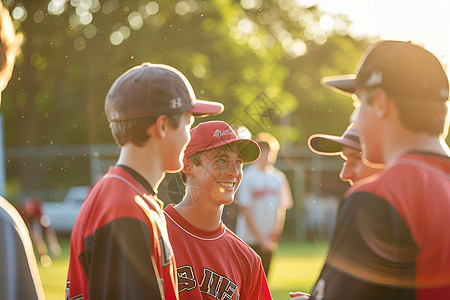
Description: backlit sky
299,0,450,72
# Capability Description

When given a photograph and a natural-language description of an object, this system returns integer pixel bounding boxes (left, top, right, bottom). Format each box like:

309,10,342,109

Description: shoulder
0,197,27,233
347,153,449,208
224,228,262,264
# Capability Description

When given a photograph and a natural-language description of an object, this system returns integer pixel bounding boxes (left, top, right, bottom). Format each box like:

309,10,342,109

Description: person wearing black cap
0,3,46,300
292,41,450,300
308,123,381,185
164,121,272,300
66,63,224,300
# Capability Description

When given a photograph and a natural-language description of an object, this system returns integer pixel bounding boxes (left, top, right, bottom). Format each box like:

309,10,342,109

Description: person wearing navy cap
67,63,224,300
308,123,381,185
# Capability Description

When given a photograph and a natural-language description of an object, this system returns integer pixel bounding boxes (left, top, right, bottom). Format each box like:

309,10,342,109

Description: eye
236,159,243,165
216,159,226,164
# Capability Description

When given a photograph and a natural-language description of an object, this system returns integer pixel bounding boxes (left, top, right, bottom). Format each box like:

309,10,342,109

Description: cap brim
189,100,224,117
321,75,357,95
231,140,261,163
187,139,260,163
308,134,361,156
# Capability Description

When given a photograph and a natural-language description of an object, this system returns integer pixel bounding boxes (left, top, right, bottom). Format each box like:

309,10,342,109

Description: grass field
38,238,328,300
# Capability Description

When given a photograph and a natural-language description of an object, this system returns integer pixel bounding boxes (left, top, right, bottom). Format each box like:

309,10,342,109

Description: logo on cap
366,71,382,87
169,97,183,109
212,129,233,139
109,110,120,121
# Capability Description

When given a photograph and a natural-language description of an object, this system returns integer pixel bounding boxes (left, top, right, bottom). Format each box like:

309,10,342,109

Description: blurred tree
2,0,373,147
1,0,379,193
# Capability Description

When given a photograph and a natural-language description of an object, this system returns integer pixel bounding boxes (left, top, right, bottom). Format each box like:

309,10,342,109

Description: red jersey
66,166,178,300
310,152,450,300
164,204,272,300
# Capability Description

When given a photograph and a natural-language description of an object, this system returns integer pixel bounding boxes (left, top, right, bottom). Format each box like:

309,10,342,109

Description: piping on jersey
392,158,450,179
164,211,227,241
103,173,159,211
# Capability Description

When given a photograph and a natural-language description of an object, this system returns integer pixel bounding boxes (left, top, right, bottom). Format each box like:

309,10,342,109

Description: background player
308,123,381,185
0,3,46,299
235,132,293,278
66,63,223,300
164,121,272,299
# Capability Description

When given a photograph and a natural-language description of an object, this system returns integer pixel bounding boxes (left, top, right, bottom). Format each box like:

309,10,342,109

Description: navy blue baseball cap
105,63,224,122
308,123,361,155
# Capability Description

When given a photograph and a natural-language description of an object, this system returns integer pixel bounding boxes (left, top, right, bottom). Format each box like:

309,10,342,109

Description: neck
174,189,223,231
117,143,165,190
383,124,449,165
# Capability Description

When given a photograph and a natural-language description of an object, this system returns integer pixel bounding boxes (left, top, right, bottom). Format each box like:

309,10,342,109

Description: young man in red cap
66,63,223,300
308,123,381,185
295,41,450,300
164,121,272,300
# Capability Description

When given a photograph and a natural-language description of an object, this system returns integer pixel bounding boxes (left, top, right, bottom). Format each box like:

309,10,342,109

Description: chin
166,162,183,173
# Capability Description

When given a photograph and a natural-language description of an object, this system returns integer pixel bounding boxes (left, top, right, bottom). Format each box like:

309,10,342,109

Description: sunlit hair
109,114,181,147
367,88,448,136
254,132,280,153
0,3,22,93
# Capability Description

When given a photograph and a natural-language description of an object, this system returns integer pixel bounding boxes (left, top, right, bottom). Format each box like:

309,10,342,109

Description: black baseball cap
308,123,361,156
322,40,449,102
105,63,224,122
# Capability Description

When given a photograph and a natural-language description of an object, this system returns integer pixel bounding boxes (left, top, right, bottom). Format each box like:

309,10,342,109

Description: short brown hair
110,114,182,147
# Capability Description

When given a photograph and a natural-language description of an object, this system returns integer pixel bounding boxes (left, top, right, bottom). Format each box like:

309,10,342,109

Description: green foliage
2,0,371,149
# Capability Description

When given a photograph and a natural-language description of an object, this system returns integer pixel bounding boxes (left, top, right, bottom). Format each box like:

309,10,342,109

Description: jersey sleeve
79,217,163,300
310,192,418,300
0,204,45,300
246,260,273,299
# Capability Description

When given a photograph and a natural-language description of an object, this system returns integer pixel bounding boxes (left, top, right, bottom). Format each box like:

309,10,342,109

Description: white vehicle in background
42,186,90,233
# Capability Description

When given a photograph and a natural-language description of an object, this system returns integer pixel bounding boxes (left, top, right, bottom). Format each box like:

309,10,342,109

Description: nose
226,161,241,178
339,162,355,185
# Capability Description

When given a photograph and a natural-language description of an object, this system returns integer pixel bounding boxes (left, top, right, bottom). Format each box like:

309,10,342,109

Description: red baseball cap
184,121,260,163
308,123,361,155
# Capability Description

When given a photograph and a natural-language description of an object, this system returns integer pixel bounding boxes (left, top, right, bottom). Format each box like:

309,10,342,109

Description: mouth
217,181,236,191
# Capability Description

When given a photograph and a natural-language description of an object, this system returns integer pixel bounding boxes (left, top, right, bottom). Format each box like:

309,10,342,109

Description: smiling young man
304,41,450,300
66,63,223,300
164,121,272,300
308,123,381,186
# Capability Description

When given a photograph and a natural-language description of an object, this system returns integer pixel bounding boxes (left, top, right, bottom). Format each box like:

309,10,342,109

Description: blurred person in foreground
66,63,223,300
308,123,381,186
235,132,293,278
165,121,272,299
293,40,450,300
0,3,46,300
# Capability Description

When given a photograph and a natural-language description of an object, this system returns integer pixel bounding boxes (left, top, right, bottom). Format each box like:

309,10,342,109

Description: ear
182,157,194,177
373,88,390,119
152,115,168,139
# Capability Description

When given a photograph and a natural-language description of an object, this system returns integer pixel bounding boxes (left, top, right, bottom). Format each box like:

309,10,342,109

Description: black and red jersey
66,166,178,300
310,152,450,300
